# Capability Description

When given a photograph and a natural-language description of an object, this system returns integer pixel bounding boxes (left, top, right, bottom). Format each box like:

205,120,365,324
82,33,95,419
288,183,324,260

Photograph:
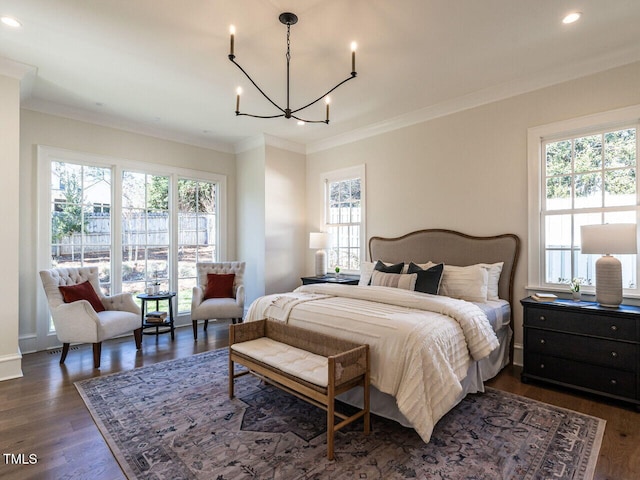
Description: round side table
137,292,177,340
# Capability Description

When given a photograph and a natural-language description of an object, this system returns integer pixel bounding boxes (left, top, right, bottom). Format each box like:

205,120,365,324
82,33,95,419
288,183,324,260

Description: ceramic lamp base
314,249,327,276
595,254,623,307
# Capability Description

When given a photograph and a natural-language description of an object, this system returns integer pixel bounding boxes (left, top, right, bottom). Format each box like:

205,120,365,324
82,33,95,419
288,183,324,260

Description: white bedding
245,283,500,442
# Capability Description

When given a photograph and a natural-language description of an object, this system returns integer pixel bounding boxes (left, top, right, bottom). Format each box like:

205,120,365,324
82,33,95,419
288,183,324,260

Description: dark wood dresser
521,297,640,408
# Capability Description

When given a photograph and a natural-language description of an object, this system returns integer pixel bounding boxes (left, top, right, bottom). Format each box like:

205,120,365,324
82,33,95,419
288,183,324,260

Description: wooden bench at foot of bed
228,319,370,460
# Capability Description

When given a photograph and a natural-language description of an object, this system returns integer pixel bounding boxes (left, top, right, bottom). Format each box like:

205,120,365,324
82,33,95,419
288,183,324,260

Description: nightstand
521,297,640,408
301,274,360,285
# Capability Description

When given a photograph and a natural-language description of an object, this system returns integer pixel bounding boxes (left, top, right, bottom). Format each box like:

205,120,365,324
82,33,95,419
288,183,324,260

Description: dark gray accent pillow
407,262,444,295
374,260,404,274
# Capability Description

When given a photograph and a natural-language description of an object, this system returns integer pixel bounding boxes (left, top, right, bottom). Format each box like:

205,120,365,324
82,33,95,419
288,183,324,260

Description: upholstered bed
246,229,520,443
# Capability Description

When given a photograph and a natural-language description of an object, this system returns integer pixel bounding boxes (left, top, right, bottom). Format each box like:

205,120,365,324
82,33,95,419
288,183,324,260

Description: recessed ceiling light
1,16,22,28
562,12,581,24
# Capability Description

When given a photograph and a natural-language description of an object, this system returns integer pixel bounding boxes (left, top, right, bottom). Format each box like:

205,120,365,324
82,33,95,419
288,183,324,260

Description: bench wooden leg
364,370,371,435
327,358,336,460
327,399,335,460
229,355,235,399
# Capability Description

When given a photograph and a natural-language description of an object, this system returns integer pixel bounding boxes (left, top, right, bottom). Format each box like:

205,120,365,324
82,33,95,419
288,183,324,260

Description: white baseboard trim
0,352,23,381
513,342,523,367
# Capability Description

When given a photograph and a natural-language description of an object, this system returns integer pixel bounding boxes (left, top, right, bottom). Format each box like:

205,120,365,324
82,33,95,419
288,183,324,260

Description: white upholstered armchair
39,267,142,368
191,262,245,339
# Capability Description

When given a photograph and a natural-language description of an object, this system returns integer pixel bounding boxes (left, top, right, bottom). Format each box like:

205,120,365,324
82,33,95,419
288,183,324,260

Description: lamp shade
309,232,331,249
581,224,637,255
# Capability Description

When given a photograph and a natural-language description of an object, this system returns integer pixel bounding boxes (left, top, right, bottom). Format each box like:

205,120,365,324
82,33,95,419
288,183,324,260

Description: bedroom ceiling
1,0,640,153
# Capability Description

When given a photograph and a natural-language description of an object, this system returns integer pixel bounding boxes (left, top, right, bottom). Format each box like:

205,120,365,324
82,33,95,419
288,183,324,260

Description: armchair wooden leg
60,343,70,364
92,342,102,368
204,319,209,331
133,327,142,349
192,320,198,340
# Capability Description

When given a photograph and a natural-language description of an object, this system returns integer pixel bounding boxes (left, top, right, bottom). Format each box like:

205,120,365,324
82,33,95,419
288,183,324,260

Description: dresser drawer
525,328,638,371
525,306,637,340
526,353,637,399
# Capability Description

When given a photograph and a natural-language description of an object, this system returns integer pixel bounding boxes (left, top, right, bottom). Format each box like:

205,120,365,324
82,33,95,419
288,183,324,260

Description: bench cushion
231,337,328,387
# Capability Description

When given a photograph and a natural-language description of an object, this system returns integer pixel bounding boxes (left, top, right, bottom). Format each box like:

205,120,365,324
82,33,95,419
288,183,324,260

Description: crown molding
263,134,305,154
21,98,236,154
0,56,36,80
306,47,640,154
233,134,305,155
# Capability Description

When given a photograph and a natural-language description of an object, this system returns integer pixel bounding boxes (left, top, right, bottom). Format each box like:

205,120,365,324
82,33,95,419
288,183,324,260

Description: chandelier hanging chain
229,12,357,124
286,22,291,114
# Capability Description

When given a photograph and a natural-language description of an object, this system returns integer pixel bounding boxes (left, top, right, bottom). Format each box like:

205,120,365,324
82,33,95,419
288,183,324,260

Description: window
322,165,366,272
121,172,170,296
528,106,640,295
49,161,112,327
37,146,226,350
177,179,217,312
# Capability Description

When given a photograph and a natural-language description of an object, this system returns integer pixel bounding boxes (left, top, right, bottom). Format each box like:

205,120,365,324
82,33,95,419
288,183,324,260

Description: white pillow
439,264,489,302
370,270,417,290
478,262,503,300
358,261,376,286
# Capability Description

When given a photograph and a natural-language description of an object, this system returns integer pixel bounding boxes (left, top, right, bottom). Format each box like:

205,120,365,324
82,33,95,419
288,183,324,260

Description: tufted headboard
369,229,520,306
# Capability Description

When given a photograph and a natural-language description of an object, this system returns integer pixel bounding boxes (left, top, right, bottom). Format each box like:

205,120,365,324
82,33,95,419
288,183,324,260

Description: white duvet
245,283,499,442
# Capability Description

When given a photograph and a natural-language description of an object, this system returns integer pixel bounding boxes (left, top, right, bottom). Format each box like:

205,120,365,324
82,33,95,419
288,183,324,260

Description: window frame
36,146,227,349
321,164,366,274
527,105,640,297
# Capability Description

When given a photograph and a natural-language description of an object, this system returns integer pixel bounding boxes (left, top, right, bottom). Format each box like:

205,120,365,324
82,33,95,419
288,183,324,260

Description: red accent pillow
204,273,235,299
59,280,106,312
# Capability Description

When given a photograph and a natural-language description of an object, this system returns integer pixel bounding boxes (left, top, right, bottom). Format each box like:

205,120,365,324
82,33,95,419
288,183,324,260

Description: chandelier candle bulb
325,97,330,122
351,42,357,73
229,25,235,56
235,87,241,112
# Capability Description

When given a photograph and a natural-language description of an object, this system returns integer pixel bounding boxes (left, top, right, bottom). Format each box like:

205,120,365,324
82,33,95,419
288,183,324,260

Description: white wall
236,142,307,304
306,60,640,364
264,145,306,294
0,73,22,380
236,145,266,305
19,110,237,353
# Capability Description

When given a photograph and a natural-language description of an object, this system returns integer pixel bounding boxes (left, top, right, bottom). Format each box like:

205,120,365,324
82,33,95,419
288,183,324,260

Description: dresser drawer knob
610,379,617,385
540,339,546,345
611,351,618,358
611,325,618,332
540,363,545,369
539,315,546,321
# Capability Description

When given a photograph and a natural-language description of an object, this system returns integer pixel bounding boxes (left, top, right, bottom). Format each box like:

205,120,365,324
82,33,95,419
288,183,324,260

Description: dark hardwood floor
1,323,639,479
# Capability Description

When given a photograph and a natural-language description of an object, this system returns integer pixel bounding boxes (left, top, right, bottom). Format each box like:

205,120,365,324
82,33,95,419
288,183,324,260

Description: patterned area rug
75,349,605,480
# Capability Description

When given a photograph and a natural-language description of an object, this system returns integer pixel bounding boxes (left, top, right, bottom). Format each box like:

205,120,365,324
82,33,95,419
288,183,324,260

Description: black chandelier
228,12,357,124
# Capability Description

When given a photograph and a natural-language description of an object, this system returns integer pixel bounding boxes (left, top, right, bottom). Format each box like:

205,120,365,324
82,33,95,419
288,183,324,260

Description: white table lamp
309,232,331,276
581,223,637,307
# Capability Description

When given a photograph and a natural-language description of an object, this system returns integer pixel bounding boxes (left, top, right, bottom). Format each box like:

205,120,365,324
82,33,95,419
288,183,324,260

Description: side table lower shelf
137,292,177,340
